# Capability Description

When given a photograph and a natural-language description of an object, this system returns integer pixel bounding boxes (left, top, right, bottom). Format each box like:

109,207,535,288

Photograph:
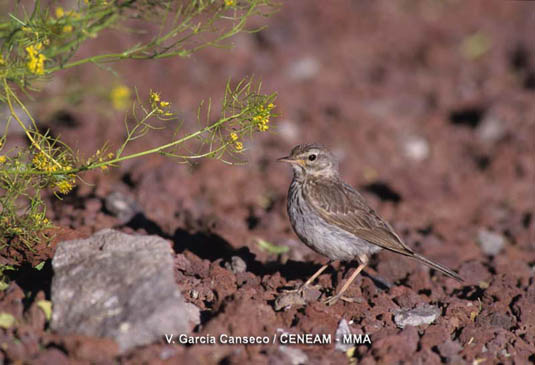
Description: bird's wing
303,178,415,256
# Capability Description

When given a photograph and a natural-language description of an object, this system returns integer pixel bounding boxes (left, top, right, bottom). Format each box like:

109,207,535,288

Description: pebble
478,229,505,255
403,135,430,162
394,304,441,329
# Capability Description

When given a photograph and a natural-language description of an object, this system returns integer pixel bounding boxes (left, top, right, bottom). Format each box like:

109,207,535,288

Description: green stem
3,78,62,168
88,111,244,170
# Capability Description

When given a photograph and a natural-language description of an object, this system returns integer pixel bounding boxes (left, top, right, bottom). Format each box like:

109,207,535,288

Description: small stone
279,346,308,365
224,256,247,274
104,192,140,223
478,229,506,255
403,135,430,162
394,304,441,329
335,319,353,352
476,115,506,143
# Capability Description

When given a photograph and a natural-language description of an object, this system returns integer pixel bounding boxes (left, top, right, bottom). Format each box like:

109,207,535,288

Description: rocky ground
1,1,534,364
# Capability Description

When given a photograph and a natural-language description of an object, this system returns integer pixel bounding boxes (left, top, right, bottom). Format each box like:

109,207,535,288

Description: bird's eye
308,154,317,161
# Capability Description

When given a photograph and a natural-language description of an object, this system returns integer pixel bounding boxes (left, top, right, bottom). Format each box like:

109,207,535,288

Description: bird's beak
277,156,292,163
277,156,304,166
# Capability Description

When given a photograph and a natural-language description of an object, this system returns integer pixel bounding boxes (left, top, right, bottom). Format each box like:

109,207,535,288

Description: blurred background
2,0,534,363
29,1,532,256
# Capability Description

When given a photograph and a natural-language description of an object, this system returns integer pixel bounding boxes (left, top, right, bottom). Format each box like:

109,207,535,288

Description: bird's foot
275,284,323,310
323,294,341,306
275,291,306,311
282,283,322,296
281,285,306,296
323,295,360,306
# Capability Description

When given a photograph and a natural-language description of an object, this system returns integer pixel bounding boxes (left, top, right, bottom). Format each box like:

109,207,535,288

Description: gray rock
335,319,353,352
394,304,441,329
476,115,506,143
224,256,247,274
478,229,506,256
51,229,199,353
104,191,140,223
403,135,430,162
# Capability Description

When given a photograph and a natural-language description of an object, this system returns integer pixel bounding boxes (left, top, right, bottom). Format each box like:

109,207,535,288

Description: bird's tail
412,253,464,282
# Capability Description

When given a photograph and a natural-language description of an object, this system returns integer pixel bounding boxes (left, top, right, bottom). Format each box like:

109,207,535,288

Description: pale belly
287,181,382,262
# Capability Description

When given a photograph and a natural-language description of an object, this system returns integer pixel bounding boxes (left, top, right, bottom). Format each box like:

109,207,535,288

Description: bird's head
278,144,339,179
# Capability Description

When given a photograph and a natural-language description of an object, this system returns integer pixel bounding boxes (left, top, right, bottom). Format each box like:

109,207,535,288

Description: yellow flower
56,179,75,194
25,43,46,75
230,132,238,141
258,122,269,132
56,7,65,18
27,54,46,75
252,102,273,132
224,0,236,6
149,91,173,115
31,213,49,225
0,156,6,164
33,152,58,172
150,91,161,104
26,43,42,55
235,141,243,151
110,85,131,111
63,25,73,33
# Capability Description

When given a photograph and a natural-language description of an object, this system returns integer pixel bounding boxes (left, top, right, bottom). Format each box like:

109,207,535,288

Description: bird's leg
324,256,368,305
299,263,330,292
284,262,330,295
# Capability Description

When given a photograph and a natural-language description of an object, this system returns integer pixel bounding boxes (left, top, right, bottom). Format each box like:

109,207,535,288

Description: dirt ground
1,1,534,364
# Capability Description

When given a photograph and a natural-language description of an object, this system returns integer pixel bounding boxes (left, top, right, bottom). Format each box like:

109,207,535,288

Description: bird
278,143,463,305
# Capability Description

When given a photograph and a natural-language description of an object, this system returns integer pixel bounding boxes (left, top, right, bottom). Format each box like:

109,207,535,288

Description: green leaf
37,300,52,321
34,261,45,271
256,238,289,254
0,312,16,328
0,264,15,272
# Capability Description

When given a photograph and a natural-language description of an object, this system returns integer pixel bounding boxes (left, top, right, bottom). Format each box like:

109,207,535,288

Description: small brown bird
279,144,462,305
